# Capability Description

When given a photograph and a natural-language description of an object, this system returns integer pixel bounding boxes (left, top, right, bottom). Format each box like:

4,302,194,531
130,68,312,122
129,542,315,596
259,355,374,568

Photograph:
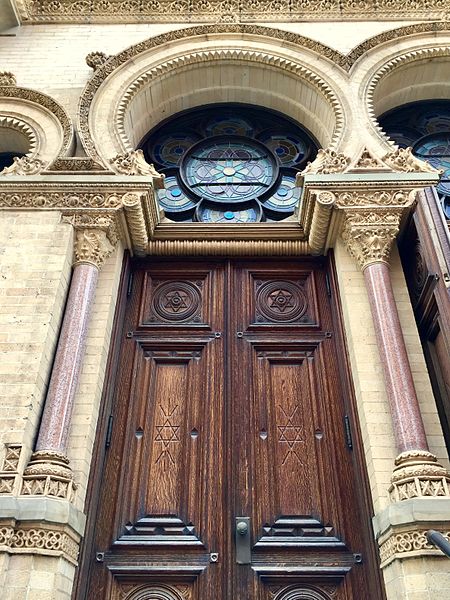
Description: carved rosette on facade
0,156,46,176
390,450,450,501
109,149,164,188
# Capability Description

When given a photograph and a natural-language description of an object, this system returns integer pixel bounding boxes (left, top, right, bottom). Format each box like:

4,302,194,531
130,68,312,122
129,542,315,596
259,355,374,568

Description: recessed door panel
79,258,384,600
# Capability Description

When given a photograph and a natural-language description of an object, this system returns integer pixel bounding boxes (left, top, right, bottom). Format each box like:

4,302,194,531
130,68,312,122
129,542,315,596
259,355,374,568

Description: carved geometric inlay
1,445,22,472
114,516,203,547
255,516,345,549
256,280,307,323
277,406,305,465
151,281,202,323
154,404,180,468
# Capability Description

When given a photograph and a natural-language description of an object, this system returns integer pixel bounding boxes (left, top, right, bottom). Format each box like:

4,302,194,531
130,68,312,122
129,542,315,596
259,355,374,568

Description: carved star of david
163,290,188,313
277,406,305,465
154,405,180,466
269,289,294,313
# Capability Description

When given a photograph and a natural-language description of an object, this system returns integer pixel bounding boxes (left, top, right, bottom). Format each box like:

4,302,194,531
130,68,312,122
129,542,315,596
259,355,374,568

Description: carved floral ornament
14,0,450,24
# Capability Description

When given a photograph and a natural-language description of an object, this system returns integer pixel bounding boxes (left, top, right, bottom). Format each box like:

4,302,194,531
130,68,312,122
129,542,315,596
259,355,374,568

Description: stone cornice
13,0,450,25
300,172,439,263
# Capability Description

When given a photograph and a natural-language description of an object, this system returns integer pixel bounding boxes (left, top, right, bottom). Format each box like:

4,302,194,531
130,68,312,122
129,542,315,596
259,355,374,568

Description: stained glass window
379,101,450,219
140,105,318,223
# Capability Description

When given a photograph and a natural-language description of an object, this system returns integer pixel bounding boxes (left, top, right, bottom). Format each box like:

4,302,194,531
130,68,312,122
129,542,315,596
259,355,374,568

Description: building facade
0,2,450,599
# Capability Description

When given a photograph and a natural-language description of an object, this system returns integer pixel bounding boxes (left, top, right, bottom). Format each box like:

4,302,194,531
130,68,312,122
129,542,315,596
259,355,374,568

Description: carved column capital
340,210,402,270
63,213,119,268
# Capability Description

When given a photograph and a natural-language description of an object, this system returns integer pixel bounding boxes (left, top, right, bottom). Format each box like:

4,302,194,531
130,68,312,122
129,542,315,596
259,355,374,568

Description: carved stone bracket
109,150,164,188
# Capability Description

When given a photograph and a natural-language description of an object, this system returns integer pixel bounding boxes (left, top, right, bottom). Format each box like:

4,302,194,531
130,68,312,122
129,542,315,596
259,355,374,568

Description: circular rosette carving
152,281,201,323
256,280,307,323
272,585,333,600
126,584,187,600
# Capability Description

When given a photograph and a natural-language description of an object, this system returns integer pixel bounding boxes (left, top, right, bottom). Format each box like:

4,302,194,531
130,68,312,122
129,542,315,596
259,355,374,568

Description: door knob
235,517,251,564
236,521,248,536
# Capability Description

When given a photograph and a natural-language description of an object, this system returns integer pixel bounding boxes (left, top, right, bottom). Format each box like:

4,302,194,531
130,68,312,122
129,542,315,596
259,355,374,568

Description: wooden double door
79,258,384,600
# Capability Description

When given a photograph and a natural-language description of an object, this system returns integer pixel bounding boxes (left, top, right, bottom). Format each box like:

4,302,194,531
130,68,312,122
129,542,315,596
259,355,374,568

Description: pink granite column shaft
364,262,429,454
36,263,99,454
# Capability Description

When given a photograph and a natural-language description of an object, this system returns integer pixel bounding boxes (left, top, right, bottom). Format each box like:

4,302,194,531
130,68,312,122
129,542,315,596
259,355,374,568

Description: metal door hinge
325,272,332,297
344,415,353,450
105,415,113,449
127,271,134,297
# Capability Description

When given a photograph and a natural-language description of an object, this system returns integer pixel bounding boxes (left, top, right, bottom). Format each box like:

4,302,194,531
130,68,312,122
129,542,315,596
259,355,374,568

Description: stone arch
364,46,450,149
78,25,349,166
0,73,74,164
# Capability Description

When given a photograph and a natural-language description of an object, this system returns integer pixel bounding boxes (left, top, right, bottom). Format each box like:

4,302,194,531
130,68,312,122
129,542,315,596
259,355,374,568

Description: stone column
22,216,117,500
341,209,450,502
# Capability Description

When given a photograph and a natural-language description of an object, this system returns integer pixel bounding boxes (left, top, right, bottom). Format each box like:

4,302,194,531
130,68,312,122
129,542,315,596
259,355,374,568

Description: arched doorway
76,102,384,596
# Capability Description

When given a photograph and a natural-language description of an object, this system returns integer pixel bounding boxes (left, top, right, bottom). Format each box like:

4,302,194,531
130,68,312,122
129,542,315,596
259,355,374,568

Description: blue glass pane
152,133,202,167
157,174,197,213
205,116,254,137
264,172,301,213
257,131,309,166
196,202,261,223
183,137,277,203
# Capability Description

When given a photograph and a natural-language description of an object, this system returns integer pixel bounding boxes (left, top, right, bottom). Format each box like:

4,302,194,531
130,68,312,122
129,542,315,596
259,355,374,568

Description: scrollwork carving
0,156,46,176
109,150,164,185
86,51,112,71
383,147,442,174
301,148,350,177
124,583,190,600
62,213,119,268
0,72,17,86
269,584,334,600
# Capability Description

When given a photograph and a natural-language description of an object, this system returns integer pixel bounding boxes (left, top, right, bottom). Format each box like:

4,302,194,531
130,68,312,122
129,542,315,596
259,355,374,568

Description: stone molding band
0,524,79,564
379,527,450,567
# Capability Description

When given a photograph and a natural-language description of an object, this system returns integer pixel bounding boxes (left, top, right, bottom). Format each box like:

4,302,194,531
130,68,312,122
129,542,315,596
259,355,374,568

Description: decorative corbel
383,147,442,174
109,149,165,188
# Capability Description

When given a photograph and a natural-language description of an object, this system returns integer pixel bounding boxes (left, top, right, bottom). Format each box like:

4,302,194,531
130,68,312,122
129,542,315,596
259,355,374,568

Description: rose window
379,101,450,219
140,105,318,223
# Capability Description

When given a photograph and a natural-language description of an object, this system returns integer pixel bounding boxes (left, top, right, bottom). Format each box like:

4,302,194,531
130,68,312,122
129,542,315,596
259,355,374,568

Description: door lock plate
235,517,251,564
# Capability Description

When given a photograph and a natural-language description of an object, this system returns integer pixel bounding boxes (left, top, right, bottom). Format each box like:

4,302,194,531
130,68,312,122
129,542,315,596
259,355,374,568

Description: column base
21,451,76,501
389,450,450,502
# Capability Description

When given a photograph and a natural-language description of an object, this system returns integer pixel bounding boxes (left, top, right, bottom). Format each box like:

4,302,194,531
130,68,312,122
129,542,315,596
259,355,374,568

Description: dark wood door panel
80,258,382,600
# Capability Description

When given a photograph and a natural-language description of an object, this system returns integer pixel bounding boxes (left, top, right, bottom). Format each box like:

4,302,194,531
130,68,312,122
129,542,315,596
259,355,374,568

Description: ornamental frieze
15,0,450,24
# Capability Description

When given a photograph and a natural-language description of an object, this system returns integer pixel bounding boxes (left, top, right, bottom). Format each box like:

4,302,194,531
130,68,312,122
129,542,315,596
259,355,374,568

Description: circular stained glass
156,173,197,216
195,200,262,223
181,136,278,204
380,101,450,221
264,172,301,215
257,131,310,167
151,133,201,167
140,104,318,222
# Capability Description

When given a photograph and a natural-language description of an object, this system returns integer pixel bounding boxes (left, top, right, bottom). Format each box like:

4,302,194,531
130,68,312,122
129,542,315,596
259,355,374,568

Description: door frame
73,252,385,600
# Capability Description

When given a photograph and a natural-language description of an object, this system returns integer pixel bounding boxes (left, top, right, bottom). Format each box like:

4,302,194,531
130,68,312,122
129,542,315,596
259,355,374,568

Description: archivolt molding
0,80,74,160
365,46,450,149
114,48,344,155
